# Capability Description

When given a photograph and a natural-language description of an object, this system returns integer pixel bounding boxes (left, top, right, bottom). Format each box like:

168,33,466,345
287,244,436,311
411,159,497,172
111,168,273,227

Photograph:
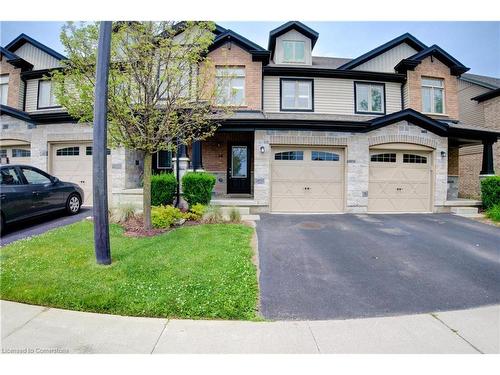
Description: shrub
486,203,500,222
182,203,206,221
151,173,177,206
182,172,216,206
202,205,224,224
151,205,183,229
229,207,241,223
481,176,500,210
110,204,136,224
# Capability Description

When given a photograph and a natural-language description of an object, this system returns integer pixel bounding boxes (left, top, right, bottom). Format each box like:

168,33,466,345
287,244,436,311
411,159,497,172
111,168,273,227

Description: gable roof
268,21,319,59
368,108,449,136
0,46,33,70
338,33,427,70
5,33,66,60
395,44,469,76
209,29,270,63
461,73,500,90
471,88,500,103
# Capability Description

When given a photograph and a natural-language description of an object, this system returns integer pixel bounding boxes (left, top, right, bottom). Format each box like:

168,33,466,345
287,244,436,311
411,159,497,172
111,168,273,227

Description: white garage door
0,146,32,165
50,143,111,206
271,147,345,213
368,149,432,212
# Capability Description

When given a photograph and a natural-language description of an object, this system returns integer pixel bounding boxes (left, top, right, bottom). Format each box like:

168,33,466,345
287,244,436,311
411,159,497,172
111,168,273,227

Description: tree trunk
143,152,152,230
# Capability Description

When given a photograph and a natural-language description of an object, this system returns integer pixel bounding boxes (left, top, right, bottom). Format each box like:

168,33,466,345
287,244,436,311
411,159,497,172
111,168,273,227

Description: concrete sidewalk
1,300,499,354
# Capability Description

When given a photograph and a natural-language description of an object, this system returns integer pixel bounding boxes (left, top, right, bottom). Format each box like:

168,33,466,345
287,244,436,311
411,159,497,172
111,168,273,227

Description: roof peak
338,32,427,70
5,33,66,61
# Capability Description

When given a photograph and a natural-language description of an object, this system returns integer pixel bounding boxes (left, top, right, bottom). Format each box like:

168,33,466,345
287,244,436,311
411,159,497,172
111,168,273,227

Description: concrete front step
219,206,250,215
450,207,479,215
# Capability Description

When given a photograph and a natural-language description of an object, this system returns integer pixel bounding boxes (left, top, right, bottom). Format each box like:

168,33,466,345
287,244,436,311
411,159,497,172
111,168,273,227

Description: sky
1,21,499,77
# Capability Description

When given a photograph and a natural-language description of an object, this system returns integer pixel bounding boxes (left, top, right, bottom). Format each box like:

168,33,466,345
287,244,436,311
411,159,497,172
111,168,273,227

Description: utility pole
93,21,112,265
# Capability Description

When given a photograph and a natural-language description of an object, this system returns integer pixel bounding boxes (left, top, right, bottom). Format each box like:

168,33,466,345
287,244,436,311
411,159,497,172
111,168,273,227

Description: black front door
227,143,251,194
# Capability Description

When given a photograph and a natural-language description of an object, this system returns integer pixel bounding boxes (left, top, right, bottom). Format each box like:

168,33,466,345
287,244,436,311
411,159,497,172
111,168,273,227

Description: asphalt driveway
256,213,500,320
1,208,91,246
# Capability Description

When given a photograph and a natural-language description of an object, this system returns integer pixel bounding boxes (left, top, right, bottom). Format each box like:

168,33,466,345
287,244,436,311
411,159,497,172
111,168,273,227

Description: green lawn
0,221,258,320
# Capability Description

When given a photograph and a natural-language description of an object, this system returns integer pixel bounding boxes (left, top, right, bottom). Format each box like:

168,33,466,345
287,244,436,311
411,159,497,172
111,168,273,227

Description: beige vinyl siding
354,43,417,73
402,82,409,108
25,78,62,112
263,76,402,115
18,80,25,109
458,79,489,127
13,43,61,70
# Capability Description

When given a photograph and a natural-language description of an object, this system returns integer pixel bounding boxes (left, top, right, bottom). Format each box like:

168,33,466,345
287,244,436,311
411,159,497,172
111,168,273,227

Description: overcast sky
1,21,499,77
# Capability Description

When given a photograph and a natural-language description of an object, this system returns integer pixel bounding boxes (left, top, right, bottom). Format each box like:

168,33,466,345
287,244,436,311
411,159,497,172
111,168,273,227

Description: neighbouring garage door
50,143,111,206
271,147,345,213
368,149,432,212
0,145,32,165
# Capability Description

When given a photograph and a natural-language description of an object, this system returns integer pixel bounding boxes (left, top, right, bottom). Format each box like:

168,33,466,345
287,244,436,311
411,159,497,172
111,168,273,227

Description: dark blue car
0,164,84,232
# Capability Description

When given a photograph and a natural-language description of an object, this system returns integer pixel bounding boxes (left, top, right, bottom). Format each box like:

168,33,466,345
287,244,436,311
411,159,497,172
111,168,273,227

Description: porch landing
443,199,483,218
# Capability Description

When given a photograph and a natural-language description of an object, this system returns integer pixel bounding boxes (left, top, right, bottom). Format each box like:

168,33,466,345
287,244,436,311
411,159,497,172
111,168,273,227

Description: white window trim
0,74,9,106
215,66,246,107
421,77,446,115
282,40,306,64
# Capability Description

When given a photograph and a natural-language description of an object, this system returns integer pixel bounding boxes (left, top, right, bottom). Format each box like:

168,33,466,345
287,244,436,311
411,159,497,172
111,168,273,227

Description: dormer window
283,41,305,63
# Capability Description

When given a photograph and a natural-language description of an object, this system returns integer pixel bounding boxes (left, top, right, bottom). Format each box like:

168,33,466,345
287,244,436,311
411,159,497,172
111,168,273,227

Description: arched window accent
370,153,396,163
56,147,79,156
274,151,304,161
403,154,427,164
12,149,31,157
311,151,340,161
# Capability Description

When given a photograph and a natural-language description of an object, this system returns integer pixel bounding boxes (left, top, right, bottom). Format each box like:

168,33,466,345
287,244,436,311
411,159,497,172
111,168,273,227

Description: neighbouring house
457,73,500,198
1,22,498,213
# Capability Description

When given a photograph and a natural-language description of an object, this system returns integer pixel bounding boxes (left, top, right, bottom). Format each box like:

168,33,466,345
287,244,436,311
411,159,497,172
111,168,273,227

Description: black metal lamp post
92,21,112,265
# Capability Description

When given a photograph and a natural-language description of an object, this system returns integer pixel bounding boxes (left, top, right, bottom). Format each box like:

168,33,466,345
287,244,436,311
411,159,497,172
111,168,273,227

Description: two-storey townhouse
192,21,498,213
0,33,144,205
457,73,500,198
1,22,498,214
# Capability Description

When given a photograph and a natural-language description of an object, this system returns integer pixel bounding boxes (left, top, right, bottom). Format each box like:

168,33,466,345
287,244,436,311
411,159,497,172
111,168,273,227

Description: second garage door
368,149,432,212
271,147,345,213
50,143,111,206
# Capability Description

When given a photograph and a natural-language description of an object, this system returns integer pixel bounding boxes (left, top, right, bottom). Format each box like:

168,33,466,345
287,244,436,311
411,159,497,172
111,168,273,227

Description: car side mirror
51,177,59,184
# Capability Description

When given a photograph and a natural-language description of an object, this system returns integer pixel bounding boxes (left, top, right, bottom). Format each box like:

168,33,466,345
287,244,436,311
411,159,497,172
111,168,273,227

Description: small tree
53,21,232,229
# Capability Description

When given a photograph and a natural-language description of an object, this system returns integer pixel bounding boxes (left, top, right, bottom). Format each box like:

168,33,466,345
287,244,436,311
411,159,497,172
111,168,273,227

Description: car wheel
66,194,81,215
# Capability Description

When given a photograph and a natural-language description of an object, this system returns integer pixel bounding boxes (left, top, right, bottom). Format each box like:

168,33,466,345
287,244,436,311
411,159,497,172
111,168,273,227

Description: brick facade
0,57,22,109
207,43,262,110
458,96,500,198
405,56,459,120
191,132,254,196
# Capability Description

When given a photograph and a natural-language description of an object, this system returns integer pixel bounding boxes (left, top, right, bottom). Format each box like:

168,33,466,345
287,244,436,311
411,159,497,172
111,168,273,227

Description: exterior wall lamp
259,145,266,153
441,151,447,158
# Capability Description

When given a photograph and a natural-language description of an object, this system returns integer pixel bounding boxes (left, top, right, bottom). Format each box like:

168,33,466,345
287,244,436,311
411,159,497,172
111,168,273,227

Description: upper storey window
422,77,444,114
283,41,305,63
280,79,313,112
355,82,385,114
0,75,9,106
37,79,60,109
215,66,245,106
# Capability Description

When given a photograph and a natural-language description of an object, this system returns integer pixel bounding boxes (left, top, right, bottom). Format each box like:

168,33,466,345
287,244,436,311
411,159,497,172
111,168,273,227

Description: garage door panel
368,149,431,213
271,147,345,213
51,143,111,206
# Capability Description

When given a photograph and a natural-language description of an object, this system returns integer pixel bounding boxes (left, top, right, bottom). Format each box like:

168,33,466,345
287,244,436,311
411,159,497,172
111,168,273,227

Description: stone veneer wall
0,116,143,205
254,121,448,213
